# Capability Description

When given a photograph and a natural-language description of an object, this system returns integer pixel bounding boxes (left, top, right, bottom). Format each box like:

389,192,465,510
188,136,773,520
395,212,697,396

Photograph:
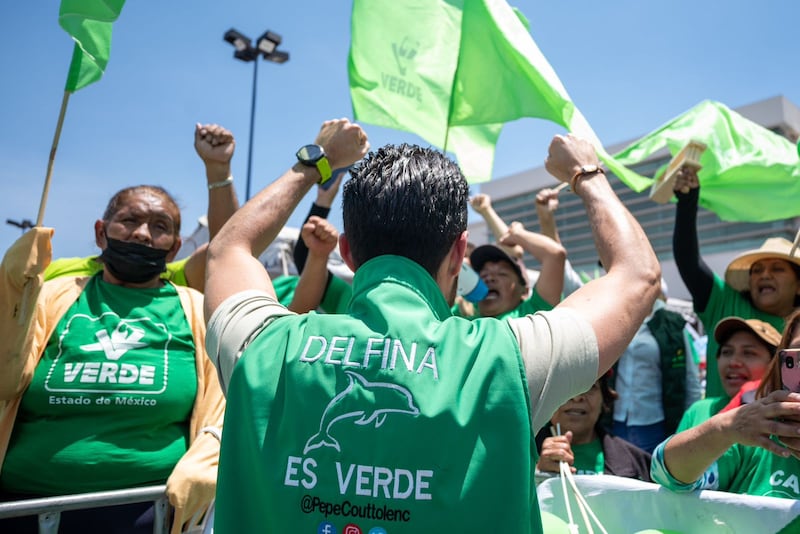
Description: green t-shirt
715,440,800,499
272,275,299,307
0,275,198,495
45,256,189,287
675,397,730,433
699,274,785,398
572,439,605,475
497,287,554,319
272,274,353,313
454,287,554,319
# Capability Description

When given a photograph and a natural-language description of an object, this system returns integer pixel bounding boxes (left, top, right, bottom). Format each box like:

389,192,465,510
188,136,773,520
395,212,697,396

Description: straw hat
724,237,800,292
713,316,782,351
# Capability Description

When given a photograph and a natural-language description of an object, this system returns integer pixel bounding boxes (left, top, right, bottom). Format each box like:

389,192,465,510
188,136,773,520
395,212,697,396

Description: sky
1,1,799,260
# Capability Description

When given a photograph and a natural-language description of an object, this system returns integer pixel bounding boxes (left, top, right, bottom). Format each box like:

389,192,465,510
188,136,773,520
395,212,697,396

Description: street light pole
246,58,258,202
223,28,290,201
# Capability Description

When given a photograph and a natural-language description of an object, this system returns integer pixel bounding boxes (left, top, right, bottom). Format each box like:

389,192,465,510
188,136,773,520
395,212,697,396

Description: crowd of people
1,117,798,533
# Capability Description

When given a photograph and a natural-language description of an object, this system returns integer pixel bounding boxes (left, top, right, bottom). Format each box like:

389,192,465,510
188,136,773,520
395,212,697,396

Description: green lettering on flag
59,0,126,92
349,0,649,188
614,100,800,223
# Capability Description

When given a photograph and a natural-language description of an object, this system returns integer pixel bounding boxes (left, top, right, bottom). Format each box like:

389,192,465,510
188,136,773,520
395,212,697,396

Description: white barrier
538,475,800,533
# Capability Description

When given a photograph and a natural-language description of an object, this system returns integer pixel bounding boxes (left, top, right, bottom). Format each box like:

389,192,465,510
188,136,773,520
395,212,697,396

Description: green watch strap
316,156,332,184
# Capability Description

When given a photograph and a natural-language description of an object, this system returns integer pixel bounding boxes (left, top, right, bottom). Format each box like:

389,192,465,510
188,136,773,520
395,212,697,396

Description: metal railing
0,484,170,534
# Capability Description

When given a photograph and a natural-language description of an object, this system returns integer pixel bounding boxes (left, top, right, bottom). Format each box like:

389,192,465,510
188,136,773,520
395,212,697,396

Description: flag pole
790,227,800,258
20,90,71,325
36,90,71,227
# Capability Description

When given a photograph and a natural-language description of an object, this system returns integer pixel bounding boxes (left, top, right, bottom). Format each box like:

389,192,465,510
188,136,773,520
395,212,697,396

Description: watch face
297,144,323,162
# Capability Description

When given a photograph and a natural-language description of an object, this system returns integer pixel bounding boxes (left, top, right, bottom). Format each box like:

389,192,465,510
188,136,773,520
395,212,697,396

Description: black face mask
100,235,170,284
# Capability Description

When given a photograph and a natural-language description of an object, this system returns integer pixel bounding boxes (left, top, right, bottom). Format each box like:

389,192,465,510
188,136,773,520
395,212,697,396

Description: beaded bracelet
207,176,234,190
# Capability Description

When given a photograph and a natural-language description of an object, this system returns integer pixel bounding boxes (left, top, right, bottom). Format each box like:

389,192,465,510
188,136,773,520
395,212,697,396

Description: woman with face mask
0,185,224,534
43,123,239,292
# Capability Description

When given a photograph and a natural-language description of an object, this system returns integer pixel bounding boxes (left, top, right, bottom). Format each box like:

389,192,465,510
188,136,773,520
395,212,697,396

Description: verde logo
304,370,420,454
391,37,419,76
378,37,423,103
79,322,147,360
44,312,170,395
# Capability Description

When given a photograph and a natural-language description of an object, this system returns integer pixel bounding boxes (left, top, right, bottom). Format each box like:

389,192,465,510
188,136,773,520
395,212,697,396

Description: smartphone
780,348,800,393
321,166,352,190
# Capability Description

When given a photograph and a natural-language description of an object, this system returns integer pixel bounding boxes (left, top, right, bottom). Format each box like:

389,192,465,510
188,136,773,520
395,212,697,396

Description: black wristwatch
296,144,333,184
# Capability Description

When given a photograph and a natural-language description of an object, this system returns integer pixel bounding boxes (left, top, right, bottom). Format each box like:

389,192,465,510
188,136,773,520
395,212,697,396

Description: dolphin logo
303,370,420,454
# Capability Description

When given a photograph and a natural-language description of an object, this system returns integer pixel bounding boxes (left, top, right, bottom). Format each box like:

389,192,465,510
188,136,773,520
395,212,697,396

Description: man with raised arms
204,122,660,533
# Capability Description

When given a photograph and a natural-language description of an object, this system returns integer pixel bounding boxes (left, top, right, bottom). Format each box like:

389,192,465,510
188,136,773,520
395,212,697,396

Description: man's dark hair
343,143,469,277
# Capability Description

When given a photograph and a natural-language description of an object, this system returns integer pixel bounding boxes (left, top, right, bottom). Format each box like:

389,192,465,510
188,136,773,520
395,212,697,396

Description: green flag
59,0,126,92
614,100,800,222
349,0,649,188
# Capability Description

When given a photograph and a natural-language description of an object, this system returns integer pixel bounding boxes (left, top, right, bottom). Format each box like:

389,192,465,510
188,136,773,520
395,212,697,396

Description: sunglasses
779,348,800,393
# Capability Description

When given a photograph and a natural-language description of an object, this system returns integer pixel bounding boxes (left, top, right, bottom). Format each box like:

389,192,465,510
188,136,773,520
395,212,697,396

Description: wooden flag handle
21,91,71,324
36,91,71,227
790,227,800,259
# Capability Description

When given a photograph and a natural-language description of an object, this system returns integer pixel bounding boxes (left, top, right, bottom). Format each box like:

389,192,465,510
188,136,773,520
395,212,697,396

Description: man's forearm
289,252,330,313
536,206,560,244
663,415,734,484
560,172,660,371
205,161,239,240
205,118,367,319
673,188,713,311
517,231,565,306
205,164,319,319
294,202,332,273
480,207,524,258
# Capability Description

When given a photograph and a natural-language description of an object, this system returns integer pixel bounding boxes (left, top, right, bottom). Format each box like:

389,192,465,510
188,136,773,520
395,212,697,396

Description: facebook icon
318,521,337,534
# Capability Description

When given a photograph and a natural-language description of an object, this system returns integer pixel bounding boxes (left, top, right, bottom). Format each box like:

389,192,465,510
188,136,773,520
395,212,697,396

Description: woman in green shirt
675,316,781,432
672,167,800,399
0,185,225,534
652,309,800,498
536,373,651,481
